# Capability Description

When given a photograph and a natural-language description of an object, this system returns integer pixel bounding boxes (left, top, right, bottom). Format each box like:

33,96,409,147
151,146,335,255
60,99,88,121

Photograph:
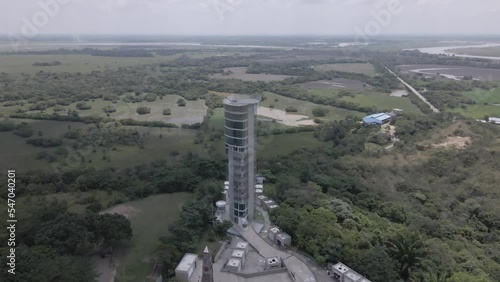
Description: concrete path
234,223,316,282
385,67,440,113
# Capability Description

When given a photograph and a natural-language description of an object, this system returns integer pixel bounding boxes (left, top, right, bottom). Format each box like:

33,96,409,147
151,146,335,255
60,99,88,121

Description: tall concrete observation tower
224,95,260,227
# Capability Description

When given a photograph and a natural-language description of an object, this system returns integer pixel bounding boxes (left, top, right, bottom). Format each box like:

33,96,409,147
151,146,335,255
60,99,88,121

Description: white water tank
216,201,226,213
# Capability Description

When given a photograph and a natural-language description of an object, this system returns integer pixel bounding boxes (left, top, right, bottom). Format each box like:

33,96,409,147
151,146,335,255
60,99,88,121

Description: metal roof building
362,113,392,125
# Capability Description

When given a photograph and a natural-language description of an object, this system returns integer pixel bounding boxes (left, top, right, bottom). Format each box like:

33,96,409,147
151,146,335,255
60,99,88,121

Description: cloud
1,0,499,35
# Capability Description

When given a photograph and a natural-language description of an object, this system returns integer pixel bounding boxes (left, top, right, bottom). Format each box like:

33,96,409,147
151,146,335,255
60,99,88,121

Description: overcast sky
2,0,499,36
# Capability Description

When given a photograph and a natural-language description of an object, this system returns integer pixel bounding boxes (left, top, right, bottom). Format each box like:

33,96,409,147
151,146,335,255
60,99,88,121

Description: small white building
232,249,246,265
256,195,267,206
227,258,242,273
256,176,265,184
331,262,350,281
330,262,371,282
345,270,363,282
236,242,249,255
390,108,403,116
268,204,279,211
276,232,292,247
265,257,281,269
175,253,198,281
263,200,276,211
268,227,280,242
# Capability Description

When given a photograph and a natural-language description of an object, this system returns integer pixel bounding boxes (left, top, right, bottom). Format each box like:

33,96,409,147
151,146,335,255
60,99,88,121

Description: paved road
385,67,440,113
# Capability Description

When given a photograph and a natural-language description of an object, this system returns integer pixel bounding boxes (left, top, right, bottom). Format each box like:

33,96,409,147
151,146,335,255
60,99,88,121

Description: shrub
312,107,329,117
136,107,151,115
26,138,63,148
163,108,171,116
144,93,157,102
13,122,34,138
177,98,186,107
35,151,48,160
76,102,92,110
102,105,116,113
0,121,16,132
285,106,298,113
207,230,217,242
86,202,103,213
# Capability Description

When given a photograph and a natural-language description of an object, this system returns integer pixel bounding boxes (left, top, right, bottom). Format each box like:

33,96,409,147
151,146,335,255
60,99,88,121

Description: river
405,43,500,61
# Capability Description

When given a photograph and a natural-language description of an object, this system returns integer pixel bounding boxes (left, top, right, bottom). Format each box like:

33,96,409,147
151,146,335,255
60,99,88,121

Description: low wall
231,267,288,278
214,240,229,262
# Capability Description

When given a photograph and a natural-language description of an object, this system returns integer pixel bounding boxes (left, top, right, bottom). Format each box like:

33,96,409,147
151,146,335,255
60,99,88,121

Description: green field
257,132,327,157
449,104,500,119
461,88,500,104
108,193,193,281
2,95,208,125
446,87,500,119
0,119,92,172
312,63,376,76
340,92,423,114
0,54,181,74
307,89,423,114
261,91,364,121
0,118,206,172
307,89,342,98
1,115,329,173
206,128,328,159
72,96,205,125
208,108,225,131
18,190,124,214
100,127,205,169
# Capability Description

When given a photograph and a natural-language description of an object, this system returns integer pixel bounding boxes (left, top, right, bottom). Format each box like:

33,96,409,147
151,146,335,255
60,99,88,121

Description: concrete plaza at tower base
188,235,298,282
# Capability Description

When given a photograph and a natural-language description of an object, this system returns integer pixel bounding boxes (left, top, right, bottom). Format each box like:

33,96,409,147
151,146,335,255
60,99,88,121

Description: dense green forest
0,198,132,281
266,118,500,282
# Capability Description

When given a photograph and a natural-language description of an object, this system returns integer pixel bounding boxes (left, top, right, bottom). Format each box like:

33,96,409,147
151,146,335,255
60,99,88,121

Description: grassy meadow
449,104,500,119
0,54,183,74
312,63,377,76
340,92,423,114
261,91,364,121
306,89,423,114
111,193,193,281
461,87,500,104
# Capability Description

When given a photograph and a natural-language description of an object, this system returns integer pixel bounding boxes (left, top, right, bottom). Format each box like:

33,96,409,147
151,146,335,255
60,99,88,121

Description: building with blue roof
362,113,392,125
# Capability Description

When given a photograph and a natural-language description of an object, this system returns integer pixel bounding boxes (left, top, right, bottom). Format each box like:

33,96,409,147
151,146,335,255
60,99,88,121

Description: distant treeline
1,47,193,57
7,112,185,129
384,49,500,70
257,125,316,136
9,112,107,124
2,48,154,57
33,61,62,66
